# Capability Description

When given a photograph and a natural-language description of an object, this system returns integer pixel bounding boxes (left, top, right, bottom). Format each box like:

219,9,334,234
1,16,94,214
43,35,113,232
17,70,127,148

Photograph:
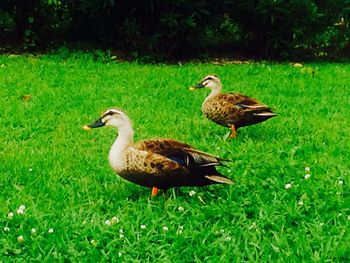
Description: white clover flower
177,206,184,212
4,226,10,232
111,217,119,224
19,205,26,210
48,228,54,234
298,200,304,206
304,167,310,172
31,228,37,235
177,226,184,235
338,180,344,185
189,190,196,197
90,239,97,246
162,226,169,232
119,229,124,234
225,236,232,241
29,168,33,172
105,220,111,226
120,234,124,239
285,183,292,189
219,229,225,233
18,235,24,243
304,174,311,180
118,252,122,257
140,224,146,230
7,212,14,219
16,208,24,215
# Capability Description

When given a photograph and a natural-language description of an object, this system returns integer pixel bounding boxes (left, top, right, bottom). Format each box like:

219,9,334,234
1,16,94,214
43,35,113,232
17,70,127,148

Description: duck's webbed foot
229,125,237,138
224,125,237,140
151,187,159,197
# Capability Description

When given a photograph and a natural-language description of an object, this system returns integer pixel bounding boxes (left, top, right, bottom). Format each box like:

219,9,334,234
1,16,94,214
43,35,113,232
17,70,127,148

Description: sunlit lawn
0,53,349,261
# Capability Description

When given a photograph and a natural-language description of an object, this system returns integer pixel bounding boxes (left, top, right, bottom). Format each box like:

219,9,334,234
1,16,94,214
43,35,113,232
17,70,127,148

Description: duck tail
205,174,234,184
253,112,277,117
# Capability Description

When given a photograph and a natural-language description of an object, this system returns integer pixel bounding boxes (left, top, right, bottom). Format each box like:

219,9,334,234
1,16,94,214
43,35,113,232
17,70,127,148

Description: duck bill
83,117,105,130
189,82,205,91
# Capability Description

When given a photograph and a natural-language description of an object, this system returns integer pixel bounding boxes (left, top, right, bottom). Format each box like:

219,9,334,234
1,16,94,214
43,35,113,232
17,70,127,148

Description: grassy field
0,53,349,262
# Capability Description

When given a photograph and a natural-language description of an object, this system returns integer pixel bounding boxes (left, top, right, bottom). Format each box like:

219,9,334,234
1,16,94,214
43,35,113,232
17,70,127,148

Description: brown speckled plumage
117,139,232,190
193,75,276,134
203,93,275,128
85,109,233,192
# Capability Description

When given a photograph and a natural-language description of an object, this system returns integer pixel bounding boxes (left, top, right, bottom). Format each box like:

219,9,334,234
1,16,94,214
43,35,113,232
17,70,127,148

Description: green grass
1,53,349,262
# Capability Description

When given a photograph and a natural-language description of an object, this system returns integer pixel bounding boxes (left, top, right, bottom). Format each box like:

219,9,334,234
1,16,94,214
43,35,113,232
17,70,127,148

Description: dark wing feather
134,139,224,167
145,152,189,177
134,139,192,156
220,93,260,105
219,93,271,109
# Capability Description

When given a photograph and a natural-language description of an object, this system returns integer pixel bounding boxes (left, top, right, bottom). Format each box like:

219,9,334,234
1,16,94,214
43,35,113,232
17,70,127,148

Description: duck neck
205,86,222,101
109,123,134,161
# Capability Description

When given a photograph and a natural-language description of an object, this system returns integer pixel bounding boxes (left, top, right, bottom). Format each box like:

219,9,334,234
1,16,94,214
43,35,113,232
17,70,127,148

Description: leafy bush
0,0,349,59
71,0,237,58
228,0,350,59
0,0,72,50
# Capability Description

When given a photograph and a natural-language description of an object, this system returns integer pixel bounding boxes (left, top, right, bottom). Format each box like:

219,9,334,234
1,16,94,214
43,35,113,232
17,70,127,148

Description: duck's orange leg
228,125,237,138
151,187,159,197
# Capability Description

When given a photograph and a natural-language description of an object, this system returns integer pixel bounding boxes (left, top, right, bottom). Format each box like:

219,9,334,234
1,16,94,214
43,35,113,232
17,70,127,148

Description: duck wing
134,139,227,167
133,139,233,186
118,149,189,189
220,93,271,109
214,93,276,127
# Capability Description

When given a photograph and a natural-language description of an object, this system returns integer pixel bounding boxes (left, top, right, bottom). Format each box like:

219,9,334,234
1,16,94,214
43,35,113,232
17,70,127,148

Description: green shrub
1,0,349,59
72,0,237,58
229,0,350,59
0,0,72,50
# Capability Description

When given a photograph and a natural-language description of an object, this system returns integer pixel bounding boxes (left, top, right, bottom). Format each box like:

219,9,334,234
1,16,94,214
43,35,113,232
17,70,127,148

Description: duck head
84,108,131,130
191,75,222,91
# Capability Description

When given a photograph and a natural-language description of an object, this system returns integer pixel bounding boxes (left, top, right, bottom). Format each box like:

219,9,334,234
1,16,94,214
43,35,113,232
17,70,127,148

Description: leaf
24,29,32,36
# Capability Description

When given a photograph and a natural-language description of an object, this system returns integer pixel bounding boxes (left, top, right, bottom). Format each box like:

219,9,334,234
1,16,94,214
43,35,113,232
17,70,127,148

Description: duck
83,108,233,196
190,75,276,138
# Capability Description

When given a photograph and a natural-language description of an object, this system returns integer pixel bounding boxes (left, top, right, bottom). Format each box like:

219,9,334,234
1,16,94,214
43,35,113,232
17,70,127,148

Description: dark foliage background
0,0,349,60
